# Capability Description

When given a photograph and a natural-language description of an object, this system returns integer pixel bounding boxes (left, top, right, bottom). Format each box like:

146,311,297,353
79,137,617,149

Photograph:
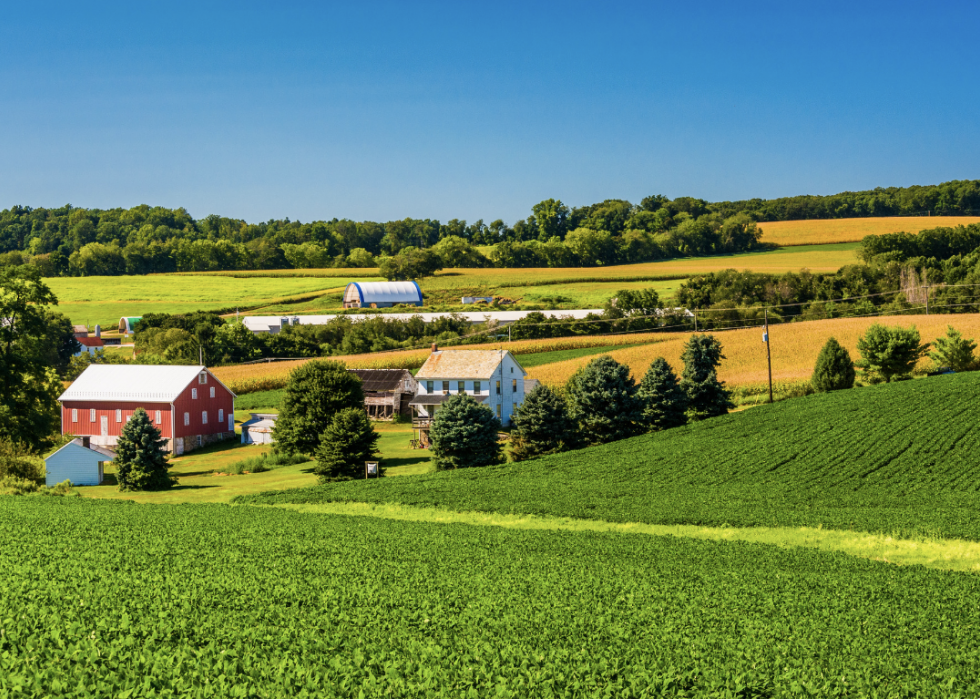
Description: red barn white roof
59,365,235,402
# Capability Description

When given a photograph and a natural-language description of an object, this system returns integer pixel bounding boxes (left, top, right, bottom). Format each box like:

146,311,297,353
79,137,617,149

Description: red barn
59,365,236,455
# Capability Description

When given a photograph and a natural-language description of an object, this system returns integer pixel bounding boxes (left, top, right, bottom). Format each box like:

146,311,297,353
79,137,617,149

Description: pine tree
510,385,576,461
314,408,380,482
430,394,502,470
567,355,643,444
811,337,855,391
638,358,688,431
273,360,365,454
680,334,734,420
115,408,174,491
929,326,977,372
855,324,929,383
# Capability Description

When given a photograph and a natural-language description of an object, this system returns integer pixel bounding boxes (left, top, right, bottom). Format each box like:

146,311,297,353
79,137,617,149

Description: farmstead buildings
58,365,236,455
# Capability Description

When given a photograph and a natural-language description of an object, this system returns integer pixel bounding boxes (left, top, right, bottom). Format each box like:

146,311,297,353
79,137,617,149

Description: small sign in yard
365,461,379,478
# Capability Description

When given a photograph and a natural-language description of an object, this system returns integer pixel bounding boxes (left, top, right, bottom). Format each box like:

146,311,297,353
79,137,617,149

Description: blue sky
1,1,978,223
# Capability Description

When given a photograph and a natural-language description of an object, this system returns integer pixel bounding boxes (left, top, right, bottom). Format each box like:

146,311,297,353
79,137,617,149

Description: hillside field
758,215,980,246
48,242,859,325
241,370,980,541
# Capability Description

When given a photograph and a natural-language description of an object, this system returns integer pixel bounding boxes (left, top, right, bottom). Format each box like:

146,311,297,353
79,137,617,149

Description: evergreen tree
273,360,365,454
637,358,688,431
115,408,174,491
567,355,643,444
855,324,929,383
811,337,856,391
929,326,977,372
510,385,577,461
680,334,734,420
314,408,380,482
430,394,502,470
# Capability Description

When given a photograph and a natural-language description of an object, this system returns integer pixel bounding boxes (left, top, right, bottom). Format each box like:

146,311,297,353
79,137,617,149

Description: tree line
3,179,977,277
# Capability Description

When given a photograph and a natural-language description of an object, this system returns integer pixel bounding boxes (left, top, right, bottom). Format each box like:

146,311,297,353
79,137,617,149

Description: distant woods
2,179,979,277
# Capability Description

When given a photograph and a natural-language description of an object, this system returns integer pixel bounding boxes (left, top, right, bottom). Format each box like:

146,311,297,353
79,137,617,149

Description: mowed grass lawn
758,215,980,246
46,275,376,327
79,421,432,504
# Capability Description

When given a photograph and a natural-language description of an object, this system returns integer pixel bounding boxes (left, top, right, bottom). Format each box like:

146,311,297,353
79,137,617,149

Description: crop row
3,498,980,696
242,370,980,540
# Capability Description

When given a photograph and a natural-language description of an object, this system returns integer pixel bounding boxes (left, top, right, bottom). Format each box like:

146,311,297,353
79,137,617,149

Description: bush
430,394,503,470
929,326,977,372
856,324,930,383
0,438,44,482
0,476,74,496
637,358,688,431
225,452,309,475
811,337,856,392
314,408,381,482
510,385,577,461
567,356,643,445
273,361,365,455
680,334,734,420
115,408,175,491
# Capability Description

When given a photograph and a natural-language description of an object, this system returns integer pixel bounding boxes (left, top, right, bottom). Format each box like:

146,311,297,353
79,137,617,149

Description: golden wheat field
758,216,980,247
212,332,674,394
527,314,980,392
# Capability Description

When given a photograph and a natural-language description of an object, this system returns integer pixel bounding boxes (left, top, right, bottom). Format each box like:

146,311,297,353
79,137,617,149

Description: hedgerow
2,498,980,695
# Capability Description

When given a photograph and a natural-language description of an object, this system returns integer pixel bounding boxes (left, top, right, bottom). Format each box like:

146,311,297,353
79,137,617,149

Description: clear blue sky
1,1,978,224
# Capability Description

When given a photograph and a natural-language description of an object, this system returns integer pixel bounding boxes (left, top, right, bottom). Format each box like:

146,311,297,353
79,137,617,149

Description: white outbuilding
241,413,278,445
342,281,423,309
44,437,114,487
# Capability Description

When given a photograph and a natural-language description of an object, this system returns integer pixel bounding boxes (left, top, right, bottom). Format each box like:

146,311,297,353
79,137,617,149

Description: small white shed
45,438,114,487
241,413,278,445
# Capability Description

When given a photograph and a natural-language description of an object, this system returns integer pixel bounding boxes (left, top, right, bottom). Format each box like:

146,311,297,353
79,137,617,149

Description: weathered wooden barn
342,281,423,309
350,369,417,420
59,365,236,455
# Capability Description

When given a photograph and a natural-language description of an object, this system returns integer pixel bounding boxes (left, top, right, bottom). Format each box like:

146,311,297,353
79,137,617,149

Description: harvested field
758,216,980,247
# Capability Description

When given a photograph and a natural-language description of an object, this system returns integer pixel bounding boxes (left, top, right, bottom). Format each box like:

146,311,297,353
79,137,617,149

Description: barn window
90,409,96,422
218,409,224,423
184,412,190,426
496,381,501,395
202,411,208,425
115,409,122,423
199,372,207,384
155,410,162,424
72,409,78,423
191,388,198,400
210,387,215,398
474,381,481,394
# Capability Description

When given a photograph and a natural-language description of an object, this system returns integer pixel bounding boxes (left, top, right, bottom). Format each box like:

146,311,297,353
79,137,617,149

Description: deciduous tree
929,326,977,372
274,361,365,455
856,324,929,383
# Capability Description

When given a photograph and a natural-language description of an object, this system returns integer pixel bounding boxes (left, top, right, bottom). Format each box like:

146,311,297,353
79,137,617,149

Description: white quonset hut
44,437,115,487
342,281,423,309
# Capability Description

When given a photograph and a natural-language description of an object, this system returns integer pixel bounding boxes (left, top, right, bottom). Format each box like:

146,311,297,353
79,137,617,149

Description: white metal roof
59,365,218,402
242,309,605,333
345,281,423,304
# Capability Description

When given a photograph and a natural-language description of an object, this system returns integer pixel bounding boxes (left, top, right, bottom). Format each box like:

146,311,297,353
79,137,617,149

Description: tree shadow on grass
383,455,432,469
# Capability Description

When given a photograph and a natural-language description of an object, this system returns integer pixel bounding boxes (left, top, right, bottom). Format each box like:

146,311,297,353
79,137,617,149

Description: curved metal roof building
343,281,423,308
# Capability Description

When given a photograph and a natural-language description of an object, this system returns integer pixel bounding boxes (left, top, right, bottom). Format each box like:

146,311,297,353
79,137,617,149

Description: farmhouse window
496,380,501,395
426,381,434,393
496,404,501,418
184,412,190,426
202,411,208,425
155,410,162,424
199,372,207,384
115,409,122,423
90,408,96,422
511,367,513,373
72,409,78,423
218,409,224,423
474,381,481,394
442,381,450,393
210,387,215,398
512,379,517,392
457,381,465,393
192,388,198,400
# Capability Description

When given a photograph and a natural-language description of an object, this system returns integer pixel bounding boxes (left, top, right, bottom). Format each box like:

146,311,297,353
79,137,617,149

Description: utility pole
925,285,930,315
764,308,773,404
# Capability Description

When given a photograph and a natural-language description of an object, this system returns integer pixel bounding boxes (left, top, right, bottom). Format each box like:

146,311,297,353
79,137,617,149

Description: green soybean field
241,371,980,540
3,498,980,697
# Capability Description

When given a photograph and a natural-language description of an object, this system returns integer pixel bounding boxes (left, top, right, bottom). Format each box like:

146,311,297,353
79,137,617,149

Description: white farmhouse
409,347,528,445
